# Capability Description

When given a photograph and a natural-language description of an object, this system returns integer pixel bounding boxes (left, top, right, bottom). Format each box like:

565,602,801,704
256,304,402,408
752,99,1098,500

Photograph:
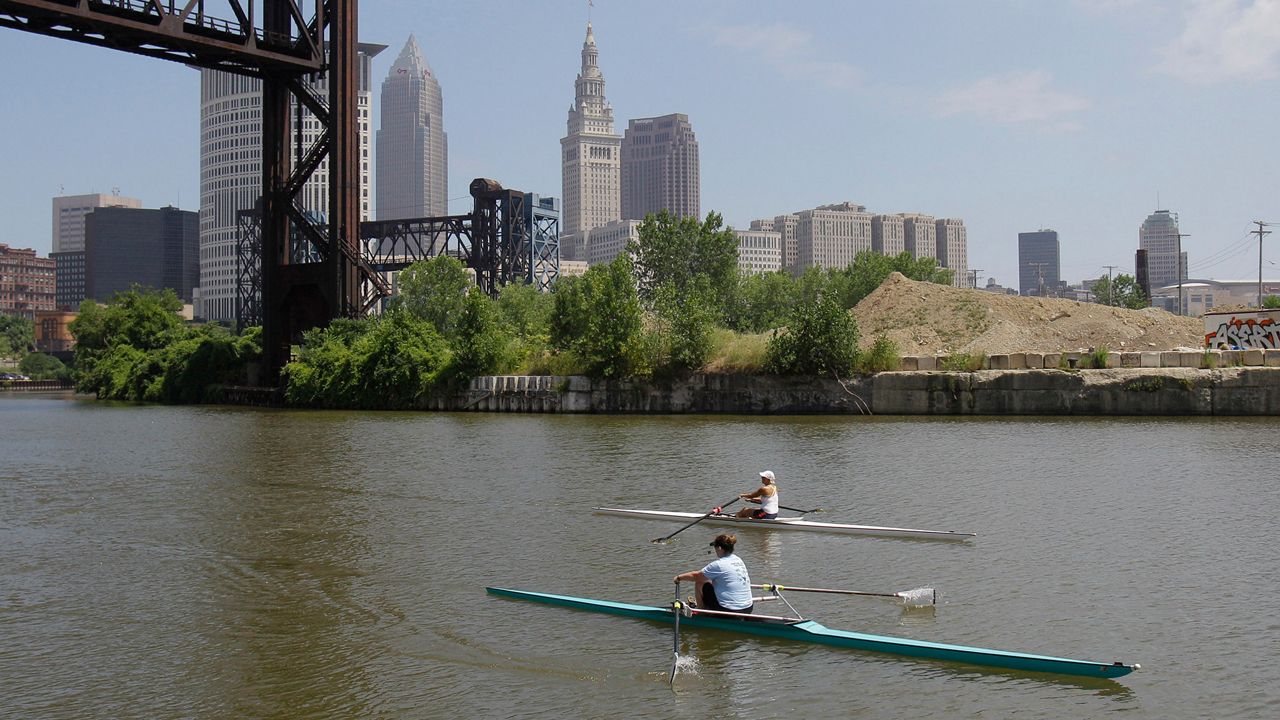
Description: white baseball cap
759,470,775,482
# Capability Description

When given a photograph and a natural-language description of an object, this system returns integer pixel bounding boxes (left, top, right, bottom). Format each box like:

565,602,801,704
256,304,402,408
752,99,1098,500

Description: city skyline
2,1,1279,287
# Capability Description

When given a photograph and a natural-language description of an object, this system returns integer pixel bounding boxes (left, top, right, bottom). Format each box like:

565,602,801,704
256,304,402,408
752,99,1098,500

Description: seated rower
674,533,754,614
735,470,779,519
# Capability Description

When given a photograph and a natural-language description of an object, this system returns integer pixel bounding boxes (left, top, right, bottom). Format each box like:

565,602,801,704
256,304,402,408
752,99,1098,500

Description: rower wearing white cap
735,470,779,519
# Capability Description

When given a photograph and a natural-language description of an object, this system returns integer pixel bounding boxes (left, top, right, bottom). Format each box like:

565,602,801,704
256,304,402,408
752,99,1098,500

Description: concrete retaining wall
453,368,1280,415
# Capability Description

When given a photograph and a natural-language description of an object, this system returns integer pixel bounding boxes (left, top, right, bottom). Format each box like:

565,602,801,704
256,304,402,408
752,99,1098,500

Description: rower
674,533,754,614
735,470,779,519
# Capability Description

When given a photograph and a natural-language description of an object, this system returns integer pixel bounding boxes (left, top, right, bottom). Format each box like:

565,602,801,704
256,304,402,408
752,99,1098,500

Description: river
1,392,1276,718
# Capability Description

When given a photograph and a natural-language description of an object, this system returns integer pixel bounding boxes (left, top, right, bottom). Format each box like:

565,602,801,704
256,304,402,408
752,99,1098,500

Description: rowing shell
593,507,976,541
486,587,1137,679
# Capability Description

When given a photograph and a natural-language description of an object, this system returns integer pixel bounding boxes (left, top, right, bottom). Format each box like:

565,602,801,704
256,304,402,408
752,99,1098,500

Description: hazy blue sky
2,0,1278,287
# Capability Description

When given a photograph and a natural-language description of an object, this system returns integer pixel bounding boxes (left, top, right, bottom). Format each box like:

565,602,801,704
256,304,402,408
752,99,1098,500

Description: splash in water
895,587,936,607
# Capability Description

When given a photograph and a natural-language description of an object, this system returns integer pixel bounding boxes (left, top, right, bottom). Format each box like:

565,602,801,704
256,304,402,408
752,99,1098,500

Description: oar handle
651,497,739,543
778,505,822,515
755,583,897,599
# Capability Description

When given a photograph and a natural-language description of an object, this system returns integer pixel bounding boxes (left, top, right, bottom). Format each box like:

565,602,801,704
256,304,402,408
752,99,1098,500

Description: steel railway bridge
0,0,558,385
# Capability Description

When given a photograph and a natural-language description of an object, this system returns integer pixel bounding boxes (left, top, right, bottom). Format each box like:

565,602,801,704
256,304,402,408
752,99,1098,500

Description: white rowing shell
593,507,976,540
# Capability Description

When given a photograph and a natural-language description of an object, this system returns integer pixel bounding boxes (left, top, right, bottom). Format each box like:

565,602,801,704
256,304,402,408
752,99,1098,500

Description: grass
702,329,769,373
1088,347,1110,369
939,352,986,371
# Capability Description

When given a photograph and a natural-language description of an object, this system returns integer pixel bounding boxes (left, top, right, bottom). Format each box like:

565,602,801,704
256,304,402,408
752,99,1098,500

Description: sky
2,0,1279,288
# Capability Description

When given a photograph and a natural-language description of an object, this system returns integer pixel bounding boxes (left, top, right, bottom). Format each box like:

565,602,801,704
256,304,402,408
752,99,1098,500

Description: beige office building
620,113,699,221
734,229,782,274
902,213,937,260
935,218,968,287
772,213,799,272
586,219,640,267
796,206,872,270
561,23,621,260
872,214,905,256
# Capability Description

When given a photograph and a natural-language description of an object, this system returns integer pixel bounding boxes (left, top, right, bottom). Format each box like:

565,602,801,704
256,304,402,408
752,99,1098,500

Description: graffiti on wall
1204,314,1280,349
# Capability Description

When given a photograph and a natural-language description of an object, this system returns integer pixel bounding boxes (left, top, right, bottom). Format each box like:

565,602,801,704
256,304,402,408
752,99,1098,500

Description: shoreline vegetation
70,211,950,408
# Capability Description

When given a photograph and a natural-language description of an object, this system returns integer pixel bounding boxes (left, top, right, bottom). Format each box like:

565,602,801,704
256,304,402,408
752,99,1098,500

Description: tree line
68,209,958,406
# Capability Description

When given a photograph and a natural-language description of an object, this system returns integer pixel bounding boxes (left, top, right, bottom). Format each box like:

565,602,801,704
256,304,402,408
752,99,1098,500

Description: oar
755,583,937,607
779,504,823,515
650,497,739,544
669,582,682,685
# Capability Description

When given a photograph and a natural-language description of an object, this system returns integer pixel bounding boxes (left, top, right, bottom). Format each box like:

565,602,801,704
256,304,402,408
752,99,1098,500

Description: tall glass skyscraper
376,35,447,221
1018,229,1061,296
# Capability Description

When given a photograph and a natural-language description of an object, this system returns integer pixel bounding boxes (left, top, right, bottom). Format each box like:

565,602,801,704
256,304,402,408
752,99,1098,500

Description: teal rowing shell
485,587,1136,679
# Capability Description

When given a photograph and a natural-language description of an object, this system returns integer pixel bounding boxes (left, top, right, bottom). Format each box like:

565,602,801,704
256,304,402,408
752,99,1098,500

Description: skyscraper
197,44,384,322
1018,229,1061,296
935,218,968,287
561,22,621,261
1139,209,1185,290
620,113,699,221
84,206,199,303
51,192,141,309
377,35,447,221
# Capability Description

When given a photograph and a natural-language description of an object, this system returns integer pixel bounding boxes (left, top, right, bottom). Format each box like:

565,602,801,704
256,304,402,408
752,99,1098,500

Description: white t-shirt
701,553,753,610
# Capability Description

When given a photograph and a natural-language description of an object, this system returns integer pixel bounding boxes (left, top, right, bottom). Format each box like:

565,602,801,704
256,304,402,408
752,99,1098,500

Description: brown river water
1,392,1276,718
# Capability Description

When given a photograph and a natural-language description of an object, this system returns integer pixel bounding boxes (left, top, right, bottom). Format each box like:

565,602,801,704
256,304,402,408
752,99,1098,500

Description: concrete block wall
895,349,1280,371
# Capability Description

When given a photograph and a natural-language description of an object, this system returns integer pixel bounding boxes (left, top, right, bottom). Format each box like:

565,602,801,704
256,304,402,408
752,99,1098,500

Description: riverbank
444,367,1280,415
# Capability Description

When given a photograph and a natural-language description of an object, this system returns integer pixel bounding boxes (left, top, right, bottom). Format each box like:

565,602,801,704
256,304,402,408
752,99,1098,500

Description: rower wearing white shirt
735,470,779,519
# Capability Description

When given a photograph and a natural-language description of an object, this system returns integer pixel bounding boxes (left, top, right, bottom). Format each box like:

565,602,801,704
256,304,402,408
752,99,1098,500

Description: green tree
550,256,645,378
394,255,472,337
0,315,35,361
19,352,69,380
728,270,798,333
628,210,739,313
449,287,511,380
651,277,719,373
765,291,861,377
70,287,188,398
282,311,450,408
496,280,554,340
1091,273,1148,309
1262,295,1280,309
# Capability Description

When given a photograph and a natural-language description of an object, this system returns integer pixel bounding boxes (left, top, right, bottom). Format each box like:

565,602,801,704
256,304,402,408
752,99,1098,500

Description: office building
935,218,968,287
1139,209,1185,292
872,214,905,256
734,229,782,274
772,213,799,271
0,244,56,320
1018,229,1061,296
749,218,775,232
197,43,384,322
795,206,872,270
51,192,141,309
377,34,447,221
586,219,640,267
620,113,699,221
84,206,199,303
561,23,622,257
902,213,937,260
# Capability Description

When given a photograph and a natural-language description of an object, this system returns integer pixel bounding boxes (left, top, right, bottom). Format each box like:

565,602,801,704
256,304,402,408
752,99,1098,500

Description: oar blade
895,587,936,607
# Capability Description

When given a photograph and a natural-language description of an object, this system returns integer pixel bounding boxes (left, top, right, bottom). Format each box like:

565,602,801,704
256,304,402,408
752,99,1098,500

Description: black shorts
752,509,778,519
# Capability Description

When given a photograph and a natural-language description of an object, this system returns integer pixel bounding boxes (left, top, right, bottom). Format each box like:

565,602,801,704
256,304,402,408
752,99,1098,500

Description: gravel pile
852,272,1206,356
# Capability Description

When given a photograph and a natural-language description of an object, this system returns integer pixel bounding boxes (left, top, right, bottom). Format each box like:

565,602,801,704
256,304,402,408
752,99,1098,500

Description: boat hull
486,587,1135,679
593,507,976,540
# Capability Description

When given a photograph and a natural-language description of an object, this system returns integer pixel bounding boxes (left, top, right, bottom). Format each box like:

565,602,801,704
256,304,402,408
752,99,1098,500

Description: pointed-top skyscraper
377,35,447,220
561,22,621,259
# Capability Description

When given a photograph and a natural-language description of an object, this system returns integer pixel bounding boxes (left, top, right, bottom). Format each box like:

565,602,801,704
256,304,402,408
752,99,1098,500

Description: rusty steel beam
0,0,325,75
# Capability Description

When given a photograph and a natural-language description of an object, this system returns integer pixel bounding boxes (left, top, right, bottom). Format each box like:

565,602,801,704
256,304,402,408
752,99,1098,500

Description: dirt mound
852,272,1205,355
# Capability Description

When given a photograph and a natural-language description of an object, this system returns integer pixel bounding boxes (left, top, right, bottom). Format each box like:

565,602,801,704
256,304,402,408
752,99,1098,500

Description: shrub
855,336,901,374
765,294,860,376
1088,346,1110,369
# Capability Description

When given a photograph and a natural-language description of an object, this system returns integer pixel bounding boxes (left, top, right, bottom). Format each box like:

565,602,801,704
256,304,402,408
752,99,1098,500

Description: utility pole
1173,232,1190,315
1029,262,1050,298
1102,265,1118,306
1252,221,1272,308
969,268,983,290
